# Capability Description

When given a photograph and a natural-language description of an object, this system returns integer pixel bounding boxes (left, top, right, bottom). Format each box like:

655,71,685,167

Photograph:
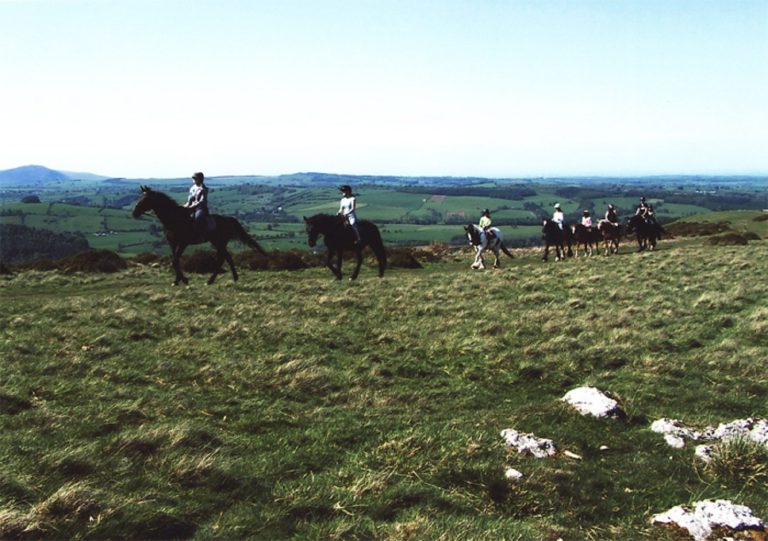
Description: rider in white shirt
338,185,361,244
552,203,565,230
183,172,209,236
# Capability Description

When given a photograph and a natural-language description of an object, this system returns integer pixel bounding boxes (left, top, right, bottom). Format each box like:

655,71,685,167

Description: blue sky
1,0,766,178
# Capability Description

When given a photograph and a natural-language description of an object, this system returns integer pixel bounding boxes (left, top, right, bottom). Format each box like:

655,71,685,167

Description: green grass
1,237,766,540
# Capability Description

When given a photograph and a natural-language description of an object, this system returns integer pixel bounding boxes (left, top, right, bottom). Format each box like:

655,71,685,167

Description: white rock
653,417,768,455
504,468,524,481
561,387,621,418
652,499,764,541
694,444,714,463
664,434,686,449
500,429,557,458
751,418,768,446
651,418,703,447
714,418,755,441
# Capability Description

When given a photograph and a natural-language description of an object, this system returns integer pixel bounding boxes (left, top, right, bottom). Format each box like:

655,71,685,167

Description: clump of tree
7,249,128,273
663,221,740,238
0,224,90,263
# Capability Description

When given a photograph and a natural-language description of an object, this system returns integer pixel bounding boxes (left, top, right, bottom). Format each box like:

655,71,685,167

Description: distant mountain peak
0,165,109,185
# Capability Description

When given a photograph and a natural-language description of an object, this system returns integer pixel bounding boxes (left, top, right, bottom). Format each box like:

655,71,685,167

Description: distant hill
0,165,109,186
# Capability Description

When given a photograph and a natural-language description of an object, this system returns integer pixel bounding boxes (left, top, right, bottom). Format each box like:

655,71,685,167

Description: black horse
132,186,266,285
571,223,602,257
541,219,573,262
303,214,386,280
626,214,664,252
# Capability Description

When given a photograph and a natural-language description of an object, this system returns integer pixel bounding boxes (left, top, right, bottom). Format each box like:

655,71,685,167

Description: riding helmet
192,172,204,182
339,185,352,193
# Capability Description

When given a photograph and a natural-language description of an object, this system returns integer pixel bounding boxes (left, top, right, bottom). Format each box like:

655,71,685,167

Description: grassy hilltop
1,234,767,539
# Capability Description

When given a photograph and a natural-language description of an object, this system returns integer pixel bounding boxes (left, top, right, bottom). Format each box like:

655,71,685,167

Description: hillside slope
1,239,766,540
0,165,108,186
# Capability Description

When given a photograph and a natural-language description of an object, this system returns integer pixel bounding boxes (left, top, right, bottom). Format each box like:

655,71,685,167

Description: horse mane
309,213,338,223
146,189,181,209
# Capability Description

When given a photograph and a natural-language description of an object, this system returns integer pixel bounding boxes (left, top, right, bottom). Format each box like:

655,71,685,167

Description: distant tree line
398,186,537,200
0,224,90,263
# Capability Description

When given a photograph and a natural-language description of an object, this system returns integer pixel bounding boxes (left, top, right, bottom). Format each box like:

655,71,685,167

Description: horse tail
364,222,387,277
234,220,267,255
500,242,514,259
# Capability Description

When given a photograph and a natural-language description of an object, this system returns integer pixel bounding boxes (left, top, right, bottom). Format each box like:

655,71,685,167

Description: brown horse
132,186,266,285
597,220,622,255
571,223,602,257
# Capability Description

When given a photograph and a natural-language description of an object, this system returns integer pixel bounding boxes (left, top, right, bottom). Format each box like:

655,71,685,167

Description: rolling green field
1,234,766,540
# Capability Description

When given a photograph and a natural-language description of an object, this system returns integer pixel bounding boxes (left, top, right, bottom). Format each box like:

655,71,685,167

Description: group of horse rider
183,172,659,248
478,196,659,237
182,173,362,244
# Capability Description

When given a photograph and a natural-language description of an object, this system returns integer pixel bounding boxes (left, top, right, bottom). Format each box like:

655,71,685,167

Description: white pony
464,224,515,269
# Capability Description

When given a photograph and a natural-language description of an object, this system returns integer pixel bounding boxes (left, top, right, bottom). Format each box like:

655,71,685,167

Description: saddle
190,214,216,242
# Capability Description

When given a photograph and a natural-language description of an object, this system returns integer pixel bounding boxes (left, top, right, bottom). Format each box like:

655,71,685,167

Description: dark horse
303,214,386,280
132,186,266,285
541,219,573,262
626,214,664,252
571,223,602,257
464,224,514,269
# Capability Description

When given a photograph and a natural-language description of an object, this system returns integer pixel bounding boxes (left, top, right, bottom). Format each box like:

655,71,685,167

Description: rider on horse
338,185,361,244
581,209,592,228
479,209,496,240
183,172,209,238
552,203,565,230
603,204,618,226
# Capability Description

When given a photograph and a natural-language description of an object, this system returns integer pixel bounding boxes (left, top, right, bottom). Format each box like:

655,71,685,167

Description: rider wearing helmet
552,203,565,230
636,197,651,220
479,208,495,240
183,172,209,237
581,209,592,228
604,204,618,225
338,184,361,244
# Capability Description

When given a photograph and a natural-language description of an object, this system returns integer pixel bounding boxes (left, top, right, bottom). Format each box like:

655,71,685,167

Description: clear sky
1,0,766,178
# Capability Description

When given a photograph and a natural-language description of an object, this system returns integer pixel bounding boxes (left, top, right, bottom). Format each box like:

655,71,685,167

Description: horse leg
171,244,188,285
213,245,238,283
326,250,342,280
471,247,483,269
224,249,238,281
542,243,549,262
207,249,225,285
492,248,501,268
350,248,363,280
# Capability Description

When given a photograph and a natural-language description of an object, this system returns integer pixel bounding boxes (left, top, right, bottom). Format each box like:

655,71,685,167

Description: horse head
464,224,481,246
132,186,154,218
304,216,322,247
